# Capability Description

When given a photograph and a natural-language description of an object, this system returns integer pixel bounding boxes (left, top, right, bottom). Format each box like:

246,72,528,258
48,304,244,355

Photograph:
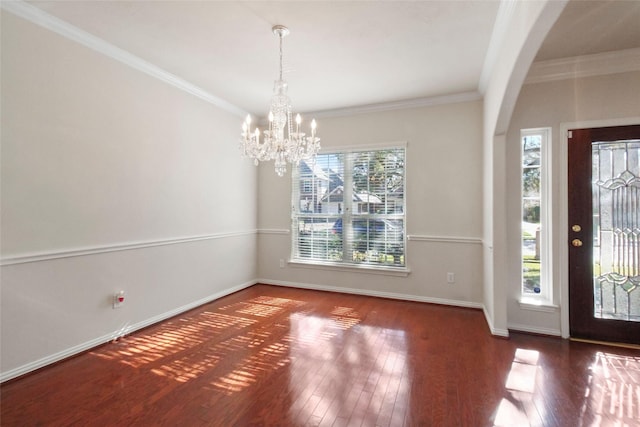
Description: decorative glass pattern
592,139,640,321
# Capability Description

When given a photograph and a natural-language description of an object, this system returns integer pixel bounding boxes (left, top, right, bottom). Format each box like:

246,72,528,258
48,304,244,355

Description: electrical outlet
447,272,455,284
279,259,285,268
113,291,125,309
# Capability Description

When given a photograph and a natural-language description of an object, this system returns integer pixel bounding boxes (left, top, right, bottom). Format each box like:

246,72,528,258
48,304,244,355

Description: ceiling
24,1,640,117
535,0,640,61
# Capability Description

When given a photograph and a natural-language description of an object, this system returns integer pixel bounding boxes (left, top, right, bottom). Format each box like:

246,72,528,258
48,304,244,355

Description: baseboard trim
482,306,510,338
259,278,484,310
507,323,561,337
261,279,511,337
0,280,256,383
2,279,511,382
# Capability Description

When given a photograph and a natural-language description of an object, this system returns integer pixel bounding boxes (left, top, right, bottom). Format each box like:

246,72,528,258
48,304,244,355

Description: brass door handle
572,239,583,247
572,224,582,232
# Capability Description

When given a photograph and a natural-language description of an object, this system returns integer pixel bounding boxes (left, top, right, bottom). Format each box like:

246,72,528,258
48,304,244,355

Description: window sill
518,297,558,313
288,259,411,277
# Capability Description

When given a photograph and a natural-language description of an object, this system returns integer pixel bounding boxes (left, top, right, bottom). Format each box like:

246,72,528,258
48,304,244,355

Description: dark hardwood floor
1,284,639,426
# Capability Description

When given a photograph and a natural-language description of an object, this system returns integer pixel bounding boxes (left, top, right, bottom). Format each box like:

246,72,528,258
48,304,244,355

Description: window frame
290,143,408,274
520,128,553,305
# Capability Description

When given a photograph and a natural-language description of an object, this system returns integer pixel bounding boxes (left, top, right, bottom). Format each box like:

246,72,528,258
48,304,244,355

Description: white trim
287,260,410,277
526,48,640,85
266,280,512,338
520,128,552,302
0,231,256,266
560,123,569,339
407,235,483,245
507,323,561,337
478,0,519,94
260,279,483,310
0,280,257,383
307,92,482,120
257,229,290,235
518,298,558,313
291,145,408,273
559,117,640,339
0,0,247,118
483,306,510,337
2,1,485,122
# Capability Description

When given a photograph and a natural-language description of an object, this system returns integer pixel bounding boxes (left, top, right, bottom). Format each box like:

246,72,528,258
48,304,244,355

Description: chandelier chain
279,32,284,82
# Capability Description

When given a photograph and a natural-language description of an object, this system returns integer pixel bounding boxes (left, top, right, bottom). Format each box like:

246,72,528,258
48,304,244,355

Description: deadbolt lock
572,224,582,232
572,239,583,247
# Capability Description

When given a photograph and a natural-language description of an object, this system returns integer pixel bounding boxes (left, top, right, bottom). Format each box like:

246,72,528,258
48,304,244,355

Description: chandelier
240,25,320,177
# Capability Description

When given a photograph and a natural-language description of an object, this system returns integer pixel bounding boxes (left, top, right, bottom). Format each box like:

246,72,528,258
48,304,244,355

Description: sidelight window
521,129,551,301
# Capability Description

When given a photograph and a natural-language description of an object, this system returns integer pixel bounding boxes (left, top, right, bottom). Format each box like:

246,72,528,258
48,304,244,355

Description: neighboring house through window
292,146,406,268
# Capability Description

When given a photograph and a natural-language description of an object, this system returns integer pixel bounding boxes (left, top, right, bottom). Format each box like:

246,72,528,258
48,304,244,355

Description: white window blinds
292,147,406,267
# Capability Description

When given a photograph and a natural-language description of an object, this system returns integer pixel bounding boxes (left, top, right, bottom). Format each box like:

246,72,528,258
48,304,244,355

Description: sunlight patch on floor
579,351,640,424
288,310,409,426
494,348,540,426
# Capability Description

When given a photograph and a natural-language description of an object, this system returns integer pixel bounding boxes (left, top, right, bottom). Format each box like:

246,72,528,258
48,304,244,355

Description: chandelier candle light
240,25,320,177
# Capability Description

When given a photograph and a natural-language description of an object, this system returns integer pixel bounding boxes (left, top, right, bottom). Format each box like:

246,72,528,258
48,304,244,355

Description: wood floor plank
2,284,640,426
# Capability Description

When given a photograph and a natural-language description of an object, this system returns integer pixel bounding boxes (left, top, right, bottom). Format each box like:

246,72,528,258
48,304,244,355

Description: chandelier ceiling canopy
240,25,320,177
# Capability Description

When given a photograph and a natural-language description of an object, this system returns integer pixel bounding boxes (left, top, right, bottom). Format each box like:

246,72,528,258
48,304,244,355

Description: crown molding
256,91,482,125
5,0,483,123
525,48,640,85
1,0,247,118
307,91,482,120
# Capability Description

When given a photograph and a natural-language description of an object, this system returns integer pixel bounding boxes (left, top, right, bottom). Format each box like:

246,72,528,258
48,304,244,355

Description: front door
568,124,640,344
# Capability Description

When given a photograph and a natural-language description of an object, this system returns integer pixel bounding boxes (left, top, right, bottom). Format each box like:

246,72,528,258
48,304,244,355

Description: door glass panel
592,139,640,321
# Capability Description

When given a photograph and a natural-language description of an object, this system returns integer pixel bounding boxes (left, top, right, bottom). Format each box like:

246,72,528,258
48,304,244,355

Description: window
301,179,313,195
292,147,406,268
521,128,551,301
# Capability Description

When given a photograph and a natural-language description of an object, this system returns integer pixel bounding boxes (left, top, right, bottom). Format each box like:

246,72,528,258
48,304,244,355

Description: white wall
481,0,566,336
257,101,485,306
0,12,257,380
506,71,640,335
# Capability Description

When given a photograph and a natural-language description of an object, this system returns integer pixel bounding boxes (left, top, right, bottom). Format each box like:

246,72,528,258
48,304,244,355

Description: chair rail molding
407,234,483,245
0,231,257,266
